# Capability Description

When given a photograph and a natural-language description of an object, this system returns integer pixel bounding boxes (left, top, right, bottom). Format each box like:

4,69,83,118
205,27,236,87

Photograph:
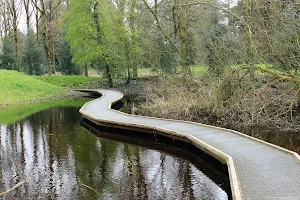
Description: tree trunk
129,0,138,78
125,41,131,83
5,5,11,36
84,65,88,77
177,0,190,74
118,0,131,82
245,0,255,79
40,0,52,74
10,0,20,72
33,0,39,40
13,17,19,71
1,2,9,37
23,0,30,33
105,64,113,87
49,1,56,74
0,1,9,38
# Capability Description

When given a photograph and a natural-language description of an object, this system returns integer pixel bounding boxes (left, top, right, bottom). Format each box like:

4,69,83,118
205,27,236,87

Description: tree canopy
0,0,298,80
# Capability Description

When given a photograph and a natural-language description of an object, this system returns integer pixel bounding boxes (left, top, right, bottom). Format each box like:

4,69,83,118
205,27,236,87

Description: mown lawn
0,70,67,106
35,75,105,88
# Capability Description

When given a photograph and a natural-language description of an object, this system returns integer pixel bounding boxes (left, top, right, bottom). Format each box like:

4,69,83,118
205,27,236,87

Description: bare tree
31,0,40,39
31,0,62,74
173,0,189,74
23,0,32,33
0,0,4,39
0,0,11,38
142,0,192,74
5,0,21,71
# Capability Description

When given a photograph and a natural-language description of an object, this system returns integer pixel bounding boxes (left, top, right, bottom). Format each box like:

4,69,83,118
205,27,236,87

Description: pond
0,98,229,199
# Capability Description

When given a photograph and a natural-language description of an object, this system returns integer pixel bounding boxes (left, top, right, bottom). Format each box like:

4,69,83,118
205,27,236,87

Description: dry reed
137,73,300,133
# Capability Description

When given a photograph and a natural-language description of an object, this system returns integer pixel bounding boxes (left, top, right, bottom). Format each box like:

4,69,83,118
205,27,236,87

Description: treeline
0,0,299,83
0,0,79,75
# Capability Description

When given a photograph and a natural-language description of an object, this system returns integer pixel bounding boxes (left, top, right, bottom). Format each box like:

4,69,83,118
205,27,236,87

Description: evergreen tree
56,36,80,75
0,37,15,70
21,31,46,75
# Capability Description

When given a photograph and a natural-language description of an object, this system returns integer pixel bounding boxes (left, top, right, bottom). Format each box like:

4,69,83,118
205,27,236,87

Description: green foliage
204,11,234,75
64,0,119,64
35,75,105,88
0,70,66,105
156,36,178,75
64,0,143,85
0,37,15,70
56,36,80,75
21,31,46,75
64,0,103,66
142,34,178,76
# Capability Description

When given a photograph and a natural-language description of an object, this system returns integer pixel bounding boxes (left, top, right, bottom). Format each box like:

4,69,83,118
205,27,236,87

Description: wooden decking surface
77,89,300,200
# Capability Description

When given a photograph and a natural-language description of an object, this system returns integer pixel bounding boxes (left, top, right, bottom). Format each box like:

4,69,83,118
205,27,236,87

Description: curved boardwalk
78,89,300,200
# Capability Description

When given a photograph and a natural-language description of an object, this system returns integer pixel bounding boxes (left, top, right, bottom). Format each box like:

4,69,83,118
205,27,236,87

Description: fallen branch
0,180,26,196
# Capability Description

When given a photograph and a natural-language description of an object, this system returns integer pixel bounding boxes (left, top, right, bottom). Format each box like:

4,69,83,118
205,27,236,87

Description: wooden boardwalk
78,89,300,200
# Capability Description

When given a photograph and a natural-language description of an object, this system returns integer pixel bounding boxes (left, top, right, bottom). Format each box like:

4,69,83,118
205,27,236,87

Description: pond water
0,98,229,199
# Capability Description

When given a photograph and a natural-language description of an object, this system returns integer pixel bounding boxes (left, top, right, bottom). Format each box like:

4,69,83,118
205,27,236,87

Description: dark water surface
224,124,300,154
0,99,228,199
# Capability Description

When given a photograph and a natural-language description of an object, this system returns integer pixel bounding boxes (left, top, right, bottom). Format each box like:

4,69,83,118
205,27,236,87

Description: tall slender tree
6,0,21,71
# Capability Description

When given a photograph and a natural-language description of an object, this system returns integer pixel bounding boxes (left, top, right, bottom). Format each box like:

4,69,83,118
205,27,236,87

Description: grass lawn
0,70,67,106
0,98,90,124
190,65,209,75
35,75,105,88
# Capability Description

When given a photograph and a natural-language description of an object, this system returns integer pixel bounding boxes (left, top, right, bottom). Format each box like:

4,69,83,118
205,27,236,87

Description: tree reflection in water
0,105,228,199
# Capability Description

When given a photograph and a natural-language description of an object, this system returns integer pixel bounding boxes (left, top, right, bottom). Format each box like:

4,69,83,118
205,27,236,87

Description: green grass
190,65,209,75
137,66,209,76
138,67,156,77
35,75,105,88
0,70,67,106
0,98,90,125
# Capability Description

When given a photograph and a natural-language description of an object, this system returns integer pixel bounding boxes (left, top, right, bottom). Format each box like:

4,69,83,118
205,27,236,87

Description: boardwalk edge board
78,89,300,200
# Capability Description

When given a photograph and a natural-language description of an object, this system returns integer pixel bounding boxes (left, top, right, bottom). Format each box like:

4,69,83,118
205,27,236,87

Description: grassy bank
0,98,90,124
0,70,69,106
35,75,105,88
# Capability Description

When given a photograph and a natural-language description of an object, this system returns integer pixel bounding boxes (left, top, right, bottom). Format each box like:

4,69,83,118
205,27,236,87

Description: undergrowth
137,72,300,133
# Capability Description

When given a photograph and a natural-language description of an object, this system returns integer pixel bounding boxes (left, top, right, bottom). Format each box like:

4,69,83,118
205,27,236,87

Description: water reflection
227,124,300,154
0,104,228,199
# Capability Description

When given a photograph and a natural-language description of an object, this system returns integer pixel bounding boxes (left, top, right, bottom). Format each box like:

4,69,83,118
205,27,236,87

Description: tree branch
141,0,179,53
